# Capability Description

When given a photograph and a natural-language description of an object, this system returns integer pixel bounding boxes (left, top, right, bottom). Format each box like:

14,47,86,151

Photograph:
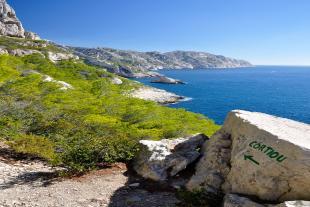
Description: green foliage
0,54,220,172
7,134,57,162
0,36,65,53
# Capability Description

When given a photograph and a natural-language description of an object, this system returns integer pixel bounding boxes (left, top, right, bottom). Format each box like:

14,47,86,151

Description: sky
8,0,310,66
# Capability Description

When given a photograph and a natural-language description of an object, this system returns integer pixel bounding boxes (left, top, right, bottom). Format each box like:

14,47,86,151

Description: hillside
72,47,252,77
0,49,219,172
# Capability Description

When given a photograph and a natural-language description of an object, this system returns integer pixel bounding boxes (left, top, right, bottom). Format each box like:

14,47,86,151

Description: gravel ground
0,143,179,207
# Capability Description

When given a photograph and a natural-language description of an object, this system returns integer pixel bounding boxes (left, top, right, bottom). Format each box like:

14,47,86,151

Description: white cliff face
187,110,310,202
0,0,25,38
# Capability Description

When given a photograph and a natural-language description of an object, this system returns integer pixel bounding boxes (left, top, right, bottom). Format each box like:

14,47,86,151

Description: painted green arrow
244,154,260,165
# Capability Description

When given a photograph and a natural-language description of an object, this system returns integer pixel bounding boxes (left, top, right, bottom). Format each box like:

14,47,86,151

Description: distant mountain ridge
72,47,252,77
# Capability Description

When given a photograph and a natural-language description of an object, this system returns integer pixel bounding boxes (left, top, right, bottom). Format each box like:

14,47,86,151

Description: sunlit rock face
0,0,25,38
187,110,310,202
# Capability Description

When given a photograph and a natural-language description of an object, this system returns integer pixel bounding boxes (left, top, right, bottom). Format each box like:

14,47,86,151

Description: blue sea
136,66,310,124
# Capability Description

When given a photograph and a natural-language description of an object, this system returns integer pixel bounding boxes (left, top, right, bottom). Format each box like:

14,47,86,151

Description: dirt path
0,143,179,207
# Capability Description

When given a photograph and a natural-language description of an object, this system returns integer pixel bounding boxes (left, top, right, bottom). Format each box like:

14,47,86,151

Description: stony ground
0,142,180,207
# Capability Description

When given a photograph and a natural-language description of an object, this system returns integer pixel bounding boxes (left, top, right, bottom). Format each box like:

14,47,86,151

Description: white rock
43,75,73,90
24,31,41,40
0,46,8,54
188,110,310,202
47,51,79,63
128,183,140,187
131,87,184,104
223,194,310,207
133,134,208,181
0,0,25,38
110,77,123,85
9,49,43,57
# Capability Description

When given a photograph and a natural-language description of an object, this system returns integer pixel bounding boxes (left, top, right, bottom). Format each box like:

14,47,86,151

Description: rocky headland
130,86,185,104
72,47,252,78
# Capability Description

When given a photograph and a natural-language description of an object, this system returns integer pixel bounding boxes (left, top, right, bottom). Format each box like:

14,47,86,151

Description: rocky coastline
131,86,186,104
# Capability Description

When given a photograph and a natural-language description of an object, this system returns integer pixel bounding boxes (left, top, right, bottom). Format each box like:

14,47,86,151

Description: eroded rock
133,134,208,181
47,51,79,63
24,31,41,40
187,110,310,202
9,48,43,57
0,0,25,38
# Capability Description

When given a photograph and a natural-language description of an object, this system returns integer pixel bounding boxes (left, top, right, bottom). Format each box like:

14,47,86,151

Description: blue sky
9,0,310,65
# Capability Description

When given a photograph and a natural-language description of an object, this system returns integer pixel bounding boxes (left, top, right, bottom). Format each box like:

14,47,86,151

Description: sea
135,66,310,125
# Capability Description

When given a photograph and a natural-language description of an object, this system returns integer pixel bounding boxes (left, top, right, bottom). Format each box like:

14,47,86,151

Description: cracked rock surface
188,110,310,202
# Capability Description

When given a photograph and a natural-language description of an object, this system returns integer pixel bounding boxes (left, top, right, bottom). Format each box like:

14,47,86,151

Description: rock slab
188,110,310,202
134,134,208,181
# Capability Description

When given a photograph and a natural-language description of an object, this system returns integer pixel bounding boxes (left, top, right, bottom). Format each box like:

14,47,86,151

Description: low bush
0,54,220,172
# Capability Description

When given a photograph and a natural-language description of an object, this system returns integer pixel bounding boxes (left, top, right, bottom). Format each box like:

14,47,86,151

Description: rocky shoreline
131,86,185,104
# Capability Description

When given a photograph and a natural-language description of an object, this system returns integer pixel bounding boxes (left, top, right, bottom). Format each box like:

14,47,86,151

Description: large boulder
187,110,310,202
0,0,25,38
133,134,208,181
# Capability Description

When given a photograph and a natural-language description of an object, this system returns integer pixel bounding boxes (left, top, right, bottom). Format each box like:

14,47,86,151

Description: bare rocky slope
72,47,252,77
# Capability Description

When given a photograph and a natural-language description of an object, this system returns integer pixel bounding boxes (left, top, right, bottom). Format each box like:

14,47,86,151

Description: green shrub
0,54,220,172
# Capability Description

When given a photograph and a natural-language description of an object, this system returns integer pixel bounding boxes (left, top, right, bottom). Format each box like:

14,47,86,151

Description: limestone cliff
72,47,253,77
0,0,40,39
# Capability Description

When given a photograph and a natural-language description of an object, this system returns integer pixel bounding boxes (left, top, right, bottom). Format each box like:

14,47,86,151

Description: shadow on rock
108,163,180,207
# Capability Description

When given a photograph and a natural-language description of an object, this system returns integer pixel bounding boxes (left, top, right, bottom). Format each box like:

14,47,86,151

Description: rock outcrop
110,77,123,85
8,48,43,57
24,31,41,40
133,134,208,181
43,75,73,90
0,0,25,38
47,51,79,63
131,87,185,104
187,110,310,202
151,76,185,84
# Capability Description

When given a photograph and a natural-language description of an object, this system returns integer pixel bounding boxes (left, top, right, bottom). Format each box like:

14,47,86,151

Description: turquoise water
136,66,310,124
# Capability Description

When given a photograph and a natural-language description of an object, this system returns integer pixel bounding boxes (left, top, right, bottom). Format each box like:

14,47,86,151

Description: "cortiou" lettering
249,141,287,163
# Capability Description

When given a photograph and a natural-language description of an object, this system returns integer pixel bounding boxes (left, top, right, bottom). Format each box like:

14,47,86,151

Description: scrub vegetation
0,54,220,172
